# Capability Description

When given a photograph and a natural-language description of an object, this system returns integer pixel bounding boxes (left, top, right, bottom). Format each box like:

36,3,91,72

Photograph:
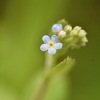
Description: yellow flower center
48,41,55,48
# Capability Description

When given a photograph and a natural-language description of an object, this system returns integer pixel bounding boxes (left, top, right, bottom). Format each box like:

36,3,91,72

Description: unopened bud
74,26,81,32
78,30,87,37
59,31,66,38
64,25,72,32
52,24,62,33
70,30,78,36
58,19,68,26
82,37,88,43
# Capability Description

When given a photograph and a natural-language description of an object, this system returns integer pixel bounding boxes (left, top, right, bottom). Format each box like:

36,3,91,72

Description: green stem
44,52,55,72
34,79,49,100
34,52,56,100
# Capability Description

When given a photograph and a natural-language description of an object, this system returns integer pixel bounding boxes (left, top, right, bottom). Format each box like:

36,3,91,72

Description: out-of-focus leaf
44,76,71,100
45,57,75,80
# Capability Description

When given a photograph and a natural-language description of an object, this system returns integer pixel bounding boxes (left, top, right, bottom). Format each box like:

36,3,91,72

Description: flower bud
52,24,62,33
81,37,88,43
64,25,72,33
58,19,68,26
66,37,73,42
74,26,81,32
59,31,66,38
70,30,78,36
78,30,87,37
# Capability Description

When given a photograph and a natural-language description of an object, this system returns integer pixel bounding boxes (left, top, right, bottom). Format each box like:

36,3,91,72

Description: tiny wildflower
52,24,62,33
40,35,62,55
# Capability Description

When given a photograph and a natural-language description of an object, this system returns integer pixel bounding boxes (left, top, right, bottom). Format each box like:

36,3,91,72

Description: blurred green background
0,0,100,100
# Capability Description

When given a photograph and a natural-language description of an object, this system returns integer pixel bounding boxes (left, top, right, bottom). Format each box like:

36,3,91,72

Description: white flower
40,35,62,55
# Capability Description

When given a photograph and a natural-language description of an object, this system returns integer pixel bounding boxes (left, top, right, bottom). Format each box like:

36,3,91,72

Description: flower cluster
68,26,88,49
52,24,72,38
40,19,88,55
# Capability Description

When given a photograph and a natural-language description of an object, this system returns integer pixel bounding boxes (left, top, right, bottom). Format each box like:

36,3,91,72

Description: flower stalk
35,53,55,100
35,19,88,100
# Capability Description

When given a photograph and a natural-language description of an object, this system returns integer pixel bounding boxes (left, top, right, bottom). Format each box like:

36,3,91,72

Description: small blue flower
40,35,62,55
52,24,62,32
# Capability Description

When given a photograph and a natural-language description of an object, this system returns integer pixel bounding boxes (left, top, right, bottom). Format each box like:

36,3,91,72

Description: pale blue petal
48,48,56,55
51,35,58,43
55,43,62,49
42,35,50,43
40,44,48,51
52,24,62,32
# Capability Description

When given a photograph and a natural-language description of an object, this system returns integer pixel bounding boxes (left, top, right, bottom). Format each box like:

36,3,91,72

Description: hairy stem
44,52,55,72
34,52,55,100
34,80,49,100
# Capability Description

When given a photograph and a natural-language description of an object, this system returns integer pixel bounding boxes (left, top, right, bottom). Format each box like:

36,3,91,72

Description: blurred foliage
0,0,100,100
66,0,100,100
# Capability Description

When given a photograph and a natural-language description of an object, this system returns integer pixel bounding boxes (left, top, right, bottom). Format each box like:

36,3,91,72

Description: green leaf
44,76,70,100
45,57,75,80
